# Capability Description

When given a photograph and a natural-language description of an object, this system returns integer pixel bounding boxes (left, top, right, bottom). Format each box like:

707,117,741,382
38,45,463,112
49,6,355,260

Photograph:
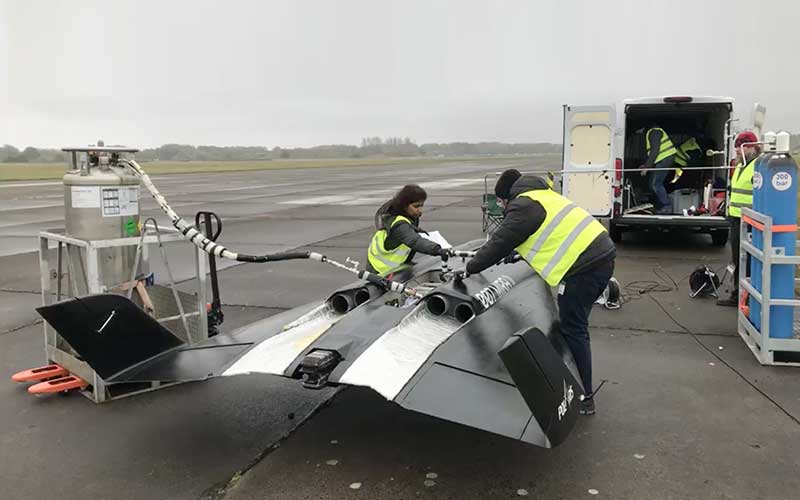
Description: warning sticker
71,186,100,208
752,172,763,190
101,187,139,217
772,172,792,192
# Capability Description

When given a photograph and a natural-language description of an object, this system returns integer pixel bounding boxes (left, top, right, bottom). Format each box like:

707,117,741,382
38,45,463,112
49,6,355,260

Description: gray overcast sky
2,0,799,148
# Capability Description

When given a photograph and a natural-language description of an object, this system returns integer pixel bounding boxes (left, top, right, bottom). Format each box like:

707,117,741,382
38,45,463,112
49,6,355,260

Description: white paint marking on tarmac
203,182,292,193
0,181,63,188
279,195,354,205
418,178,483,190
0,202,62,212
337,197,387,206
281,178,483,206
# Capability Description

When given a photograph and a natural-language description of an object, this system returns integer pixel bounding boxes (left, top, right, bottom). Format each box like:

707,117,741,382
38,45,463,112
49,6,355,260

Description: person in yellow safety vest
717,131,760,307
638,125,678,214
671,136,703,184
460,169,617,416
367,184,451,277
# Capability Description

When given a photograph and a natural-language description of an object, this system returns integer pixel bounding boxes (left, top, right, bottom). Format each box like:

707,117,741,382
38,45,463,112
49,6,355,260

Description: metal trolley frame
38,228,209,402
738,207,800,366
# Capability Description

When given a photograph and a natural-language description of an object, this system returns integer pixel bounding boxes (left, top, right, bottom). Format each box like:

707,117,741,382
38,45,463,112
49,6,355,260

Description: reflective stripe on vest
368,215,413,276
646,127,677,164
728,158,756,218
514,190,607,287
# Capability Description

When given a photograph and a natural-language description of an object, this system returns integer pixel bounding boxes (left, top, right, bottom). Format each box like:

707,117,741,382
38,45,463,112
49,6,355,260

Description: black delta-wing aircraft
37,240,584,448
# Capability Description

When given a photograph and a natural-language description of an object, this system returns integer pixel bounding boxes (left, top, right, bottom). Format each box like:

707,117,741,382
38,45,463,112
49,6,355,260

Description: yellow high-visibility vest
728,158,755,218
514,189,606,286
646,127,678,164
368,215,413,275
674,137,701,167
670,137,702,183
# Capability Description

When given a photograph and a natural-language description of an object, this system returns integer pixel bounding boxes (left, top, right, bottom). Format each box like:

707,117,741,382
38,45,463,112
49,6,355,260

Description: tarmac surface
1,158,798,500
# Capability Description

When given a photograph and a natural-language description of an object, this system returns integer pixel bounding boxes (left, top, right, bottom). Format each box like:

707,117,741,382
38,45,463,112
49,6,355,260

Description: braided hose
122,159,323,264
122,159,416,296
321,256,419,297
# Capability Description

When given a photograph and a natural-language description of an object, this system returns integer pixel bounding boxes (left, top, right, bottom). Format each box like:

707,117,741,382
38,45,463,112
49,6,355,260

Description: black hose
237,251,313,263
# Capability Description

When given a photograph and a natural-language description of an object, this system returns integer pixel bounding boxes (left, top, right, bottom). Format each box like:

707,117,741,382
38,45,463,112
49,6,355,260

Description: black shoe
716,294,738,307
580,395,596,415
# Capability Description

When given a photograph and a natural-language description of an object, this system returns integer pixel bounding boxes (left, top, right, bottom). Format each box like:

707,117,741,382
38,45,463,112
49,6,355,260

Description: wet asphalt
1,158,798,500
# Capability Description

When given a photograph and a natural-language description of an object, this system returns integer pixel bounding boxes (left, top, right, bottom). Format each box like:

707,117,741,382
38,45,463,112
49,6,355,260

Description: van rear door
562,105,615,217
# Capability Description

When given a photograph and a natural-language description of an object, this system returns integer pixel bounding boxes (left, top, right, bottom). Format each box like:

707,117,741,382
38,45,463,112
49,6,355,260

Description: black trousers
557,258,615,394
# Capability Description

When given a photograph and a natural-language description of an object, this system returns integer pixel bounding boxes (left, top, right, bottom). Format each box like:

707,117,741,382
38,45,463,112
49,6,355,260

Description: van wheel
710,230,729,247
609,223,623,243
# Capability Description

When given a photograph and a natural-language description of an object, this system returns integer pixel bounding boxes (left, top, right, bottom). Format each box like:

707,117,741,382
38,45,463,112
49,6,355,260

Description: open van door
562,105,615,217
752,103,767,138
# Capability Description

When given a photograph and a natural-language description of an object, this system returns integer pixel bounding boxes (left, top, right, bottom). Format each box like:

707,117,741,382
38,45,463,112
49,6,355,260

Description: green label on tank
125,218,138,236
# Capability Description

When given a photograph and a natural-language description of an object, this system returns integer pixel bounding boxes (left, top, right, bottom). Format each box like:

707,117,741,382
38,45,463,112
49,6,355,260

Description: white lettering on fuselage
473,275,516,309
557,380,575,421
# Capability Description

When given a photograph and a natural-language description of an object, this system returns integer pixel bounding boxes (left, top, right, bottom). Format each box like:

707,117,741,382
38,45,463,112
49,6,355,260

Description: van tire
710,230,729,247
609,223,623,243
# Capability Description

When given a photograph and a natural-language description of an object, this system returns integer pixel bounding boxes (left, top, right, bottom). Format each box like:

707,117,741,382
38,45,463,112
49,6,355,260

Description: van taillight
664,96,693,103
613,158,622,196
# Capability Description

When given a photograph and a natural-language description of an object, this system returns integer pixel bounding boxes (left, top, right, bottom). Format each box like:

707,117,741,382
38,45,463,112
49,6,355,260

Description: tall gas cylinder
748,132,775,329
750,131,797,338
62,145,142,291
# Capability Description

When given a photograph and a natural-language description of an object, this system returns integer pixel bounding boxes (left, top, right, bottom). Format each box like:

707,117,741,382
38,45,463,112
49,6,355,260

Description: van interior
622,102,732,215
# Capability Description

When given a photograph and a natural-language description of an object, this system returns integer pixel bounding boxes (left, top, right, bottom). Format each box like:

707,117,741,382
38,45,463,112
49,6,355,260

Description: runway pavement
1,158,798,500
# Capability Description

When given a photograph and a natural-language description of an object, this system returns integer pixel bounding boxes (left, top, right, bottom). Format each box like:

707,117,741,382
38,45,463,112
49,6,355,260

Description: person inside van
638,124,678,214
671,135,704,185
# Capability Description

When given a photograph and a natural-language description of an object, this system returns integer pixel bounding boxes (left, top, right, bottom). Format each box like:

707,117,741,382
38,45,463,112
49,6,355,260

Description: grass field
0,155,557,182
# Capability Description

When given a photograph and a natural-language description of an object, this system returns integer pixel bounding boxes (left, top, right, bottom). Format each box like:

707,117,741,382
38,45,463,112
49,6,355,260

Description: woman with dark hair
367,184,450,276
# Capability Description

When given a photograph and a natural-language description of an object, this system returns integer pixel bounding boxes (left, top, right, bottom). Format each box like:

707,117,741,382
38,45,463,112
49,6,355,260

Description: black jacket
466,175,616,276
366,202,442,273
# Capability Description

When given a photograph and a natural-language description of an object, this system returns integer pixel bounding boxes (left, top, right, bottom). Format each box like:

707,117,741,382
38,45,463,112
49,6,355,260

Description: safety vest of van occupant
646,127,678,164
514,189,607,286
368,215,413,275
671,137,702,182
674,137,701,166
727,157,755,218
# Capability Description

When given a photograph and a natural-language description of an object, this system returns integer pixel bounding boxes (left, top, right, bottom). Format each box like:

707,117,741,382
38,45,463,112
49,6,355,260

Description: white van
560,96,766,245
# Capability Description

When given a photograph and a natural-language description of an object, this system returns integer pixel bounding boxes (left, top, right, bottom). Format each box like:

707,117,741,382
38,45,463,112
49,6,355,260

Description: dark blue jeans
557,258,615,394
649,156,674,210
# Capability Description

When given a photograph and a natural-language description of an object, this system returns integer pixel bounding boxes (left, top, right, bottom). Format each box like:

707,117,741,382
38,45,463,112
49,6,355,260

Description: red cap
734,131,758,148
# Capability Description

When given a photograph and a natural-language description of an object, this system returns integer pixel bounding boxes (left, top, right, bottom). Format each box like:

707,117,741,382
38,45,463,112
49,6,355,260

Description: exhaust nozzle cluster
426,294,475,323
330,284,383,314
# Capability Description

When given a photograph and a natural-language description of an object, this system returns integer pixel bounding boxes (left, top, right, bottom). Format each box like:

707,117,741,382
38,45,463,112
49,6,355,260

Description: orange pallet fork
28,375,88,394
11,364,69,383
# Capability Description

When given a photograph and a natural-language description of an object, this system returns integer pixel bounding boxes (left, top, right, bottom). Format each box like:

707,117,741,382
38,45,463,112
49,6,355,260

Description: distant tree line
5,133,800,164
1,144,68,163
0,138,564,164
